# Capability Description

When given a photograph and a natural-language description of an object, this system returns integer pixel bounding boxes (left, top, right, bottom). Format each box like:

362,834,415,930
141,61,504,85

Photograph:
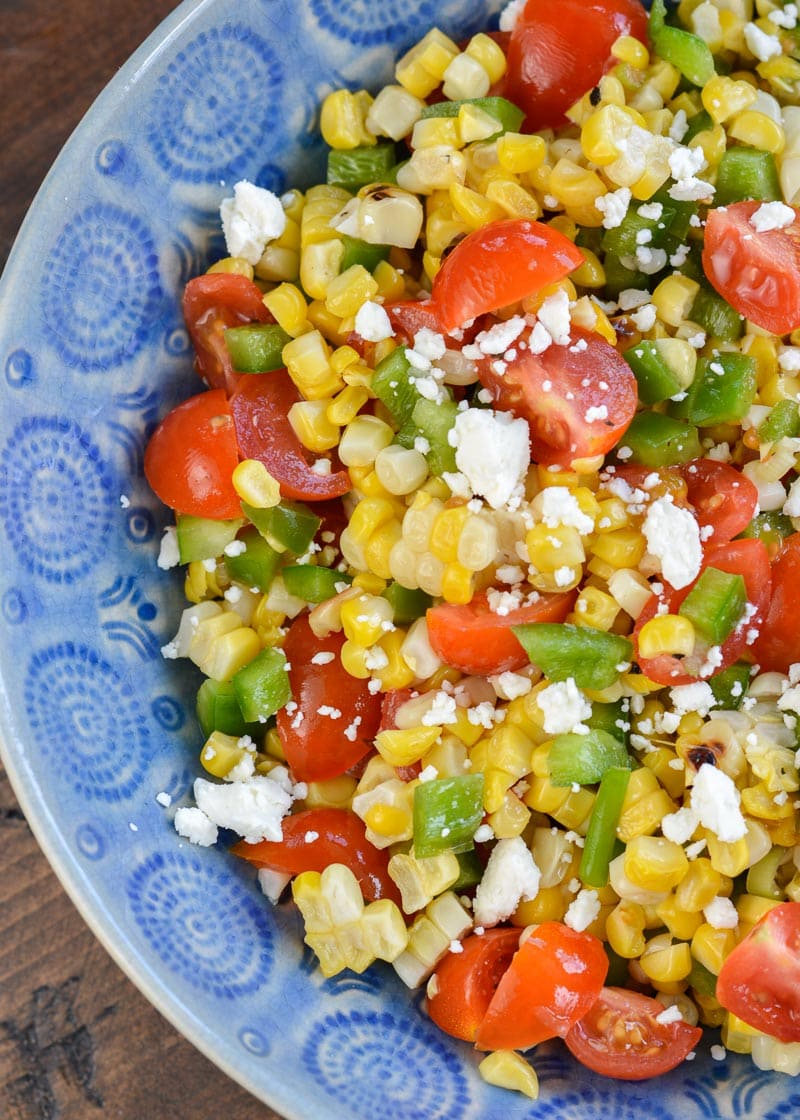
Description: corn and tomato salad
145,0,800,1095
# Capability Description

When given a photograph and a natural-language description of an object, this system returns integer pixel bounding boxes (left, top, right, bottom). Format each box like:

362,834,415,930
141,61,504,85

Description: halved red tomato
276,614,382,782
426,589,575,676
703,202,800,336
426,928,522,1043
183,273,272,393
502,0,649,132
565,987,702,1080
681,458,759,545
717,902,800,1042
231,808,400,906
751,532,800,674
431,219,584,332
477,325,638,466
144,389,241,519
230,371,351,501
633,538,772,685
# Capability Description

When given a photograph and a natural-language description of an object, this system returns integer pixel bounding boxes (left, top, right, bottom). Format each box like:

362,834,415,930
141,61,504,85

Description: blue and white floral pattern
0,0,796,1117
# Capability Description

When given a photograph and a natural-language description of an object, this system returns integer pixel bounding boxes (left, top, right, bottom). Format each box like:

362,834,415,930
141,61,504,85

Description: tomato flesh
276,614,382,782
565,987,702,1080
230,808,400,906
681,458,758,545
183,273,272,393
426,928,522,1043
503,0,649,132
703,202,800,336
432,219,583,332
477,325,638,466
751,533,800,674
426,589,575,676
717,902,800,1042
230,371,351,501
476,922,609,1051
144,389,241,519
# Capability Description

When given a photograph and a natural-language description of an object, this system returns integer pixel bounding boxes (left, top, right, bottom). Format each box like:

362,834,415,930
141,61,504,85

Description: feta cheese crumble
473,837,541,927
642,496,702,589
450,408,530,509
220,180,287,265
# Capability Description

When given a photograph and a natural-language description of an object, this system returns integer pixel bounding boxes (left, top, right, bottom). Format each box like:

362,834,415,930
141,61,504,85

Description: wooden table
0,4,282,1117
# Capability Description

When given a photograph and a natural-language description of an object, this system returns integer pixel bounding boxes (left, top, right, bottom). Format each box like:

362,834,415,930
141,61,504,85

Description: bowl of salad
4,0,800,1115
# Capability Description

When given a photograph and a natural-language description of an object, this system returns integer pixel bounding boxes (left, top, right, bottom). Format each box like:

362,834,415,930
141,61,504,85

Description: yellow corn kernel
570,248,606,290
200,731,250,778
624,835,689,893
611,34,649,67
652,273,701,328
496,132,546,175
365,803,412,840
283,329,343,400
695,990,726,1028
758,53,800,99
706,819,773,878
723,1012,762,1055
655,894,704,941
394,892,473,987
388,847,461,914
262,282,308,337
479,1051,539,1100
606,900,647,958
324,265,379,318
184,561,225,604
637,614,696,659
231,459,281,509
525,523,585,586
201,625,262,682
523,777,596,833
570,586,619,631
581,103,647,165
301,186,350,247
207,256,254,278
320,89,375,150
369,628,414,690
488,791,532,839
465,32,507,83
728,109,785,155
339,415,396,468
691,922,738,976
672,858,721,914
569,295,617,345
701,75,757,123
251,600,286,647
372,258,407,301
304,774,358,810
288,399,341,453
591,527,646,569
513,885,569,926
449,182,506,228
326,384,369,428
640,934,693,984
617,768,677,843
429,505,470,564
340,640,371,679
436,561,471,605
484,177,542,220
376,725,442,768
339,592,393,646
301,240,346,303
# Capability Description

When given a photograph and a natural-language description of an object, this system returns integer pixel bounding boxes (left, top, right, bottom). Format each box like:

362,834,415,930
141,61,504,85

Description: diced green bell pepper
678,565,747,645
625,341,684,405
758,398,800,444
242,500,321,555
714,146,781,207
224,323,292,373
649,0,715,86
587,700,630,748
579,766,631,888
689,284,744,342
340,235,390,273
548,729,631,787
412,774,485,858
327,142,397,190
685,353,757,426
382,582,433,623
196,678,250,738
746,846,787,901
420,96,525,133
224,526,281,592
621,411,702,467
707,661,752,710
232,646,292,723
410,398,458,476
372,346,421,427
281,564,351,603
176,513,244,563
452,848,484,891
739,510,795,550
689,958,718,997
511,623,633,690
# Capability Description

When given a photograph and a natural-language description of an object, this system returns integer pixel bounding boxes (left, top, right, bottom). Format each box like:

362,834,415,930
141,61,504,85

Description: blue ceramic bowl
0,1,796,1116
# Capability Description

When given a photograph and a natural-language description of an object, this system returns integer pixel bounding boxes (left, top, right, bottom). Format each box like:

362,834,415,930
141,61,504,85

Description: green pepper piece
411,398,458,476
746,847,787,901
587,700,630,747
382,581,433,623
548,729,631,787
650,182,699,242
688,284,744,342
602,252,649,299
715,146,781,206
224,526,281,592
758,398,800,444
224,323,292,373
232,647,292,723
327,142,397,190
707,661,752,710
625,341,683,405
412,774,485,858
340,235,390,273
176,513,245,564
689,959,718,997
619,411,702,467
579,767,631,888
420,96,525,133
678,566,747,645
372,347,421,427
196,678,249,738
738,510,794,551
242,500,321,555
686,353,757,426
649,0,715,86
452,848,484,891
511,622,633,690
281,564,351,603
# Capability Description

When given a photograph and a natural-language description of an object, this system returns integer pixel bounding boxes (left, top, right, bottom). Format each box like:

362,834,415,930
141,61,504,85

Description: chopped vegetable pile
146,0,800,1096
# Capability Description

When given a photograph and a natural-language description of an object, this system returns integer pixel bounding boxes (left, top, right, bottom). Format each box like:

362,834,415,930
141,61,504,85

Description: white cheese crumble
157,526,180,570
474,315,526,355
536,678,592,735
450,408,530,510
656,1004,685,1025
540,486,595,534
690,763,747,843
750,200,796,232
642,496,702,589
595,187,632,229
564,888,601,932
220,180,287,265
536,289,572,345
174,806,218,847
473,837,541,927
355,300,394,342
192,771,293,844
499,0,526,31
704,895,739,930
743,21,783,61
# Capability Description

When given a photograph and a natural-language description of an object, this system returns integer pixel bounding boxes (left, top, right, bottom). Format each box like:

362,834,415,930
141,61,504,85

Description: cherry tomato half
503,0,649,132
426,928,522,1043
717,902,800,1042
183,273,272,393
751,532,800,674
230,371,351,501
565,987,702,1080
431,219,583,333
276,614,382,783
144,389,241,519
477,325,638,466
426,588,575,676
681,458,759,545
230,808,400,906
703,202,800,336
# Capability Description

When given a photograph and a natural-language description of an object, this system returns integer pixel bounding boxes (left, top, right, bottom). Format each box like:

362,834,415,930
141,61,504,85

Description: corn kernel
479,1051,539,1100
625,835,689,893
465,32,508,84
320,89,375,149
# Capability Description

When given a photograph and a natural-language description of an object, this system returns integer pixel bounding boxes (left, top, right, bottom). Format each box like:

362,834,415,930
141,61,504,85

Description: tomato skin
703,202,800,336
475,922,609,1051
751,533,800,673
503,0,649,132
431,219,584,332
682,458,758,545
144,389,242,519
426,928,522,1043
565,987,702,1080
230,372,351,501
477,325,638,466
276,615,382,782
717,902,800,1042
183,273,272,393
230,808,401,906
633,538,772,685
426,589,575,675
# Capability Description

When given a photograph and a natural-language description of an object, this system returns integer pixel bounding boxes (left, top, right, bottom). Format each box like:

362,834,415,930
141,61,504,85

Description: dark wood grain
0,4,283,1117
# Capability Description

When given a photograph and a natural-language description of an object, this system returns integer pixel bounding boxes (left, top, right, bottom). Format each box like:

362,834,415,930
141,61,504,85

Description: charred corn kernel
637,614,696,659
570,586,619,631
706,819,772,877
497,132,547,174
293,865,407,977
449,182,505,227
513,885,569,926
283,329,343,400
207,256,253,278
262,282,308,337
691,923,737,976
652,273,701,328
288,399,341,453
701,75,757,123
376,725,442,768
606,900,648,958
340,592,394,646
655,894,704,940
200,731,250,778
479,1051,539,1100
202,625,262,682
625,835,689,893
728,109,785,154
591,527,646,569
617,768,677,843
388,847,460,914
184,561,224,603
484,178,542,219
394,892,473,987
304,774,358,810
338,416,395,468
231,459,281,509
581,104,647,165
320,89,375,150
